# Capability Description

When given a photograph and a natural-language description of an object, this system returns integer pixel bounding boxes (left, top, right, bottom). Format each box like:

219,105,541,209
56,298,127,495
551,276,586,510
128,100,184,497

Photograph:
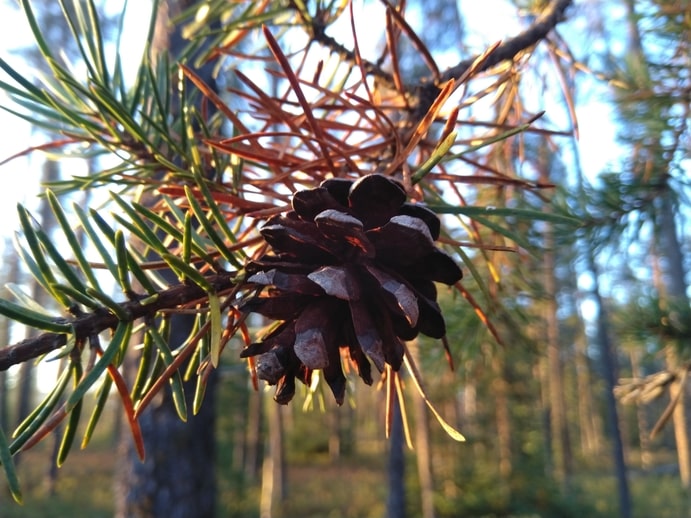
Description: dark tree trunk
114,1,220,515
656,192,691,488
623,0,691,489
588,256,632,518
115,317,218,518
544,216,573,486
387,395,406,518
567,74,632,515
116,377,218,518
575,333,602,456
411,343,435,518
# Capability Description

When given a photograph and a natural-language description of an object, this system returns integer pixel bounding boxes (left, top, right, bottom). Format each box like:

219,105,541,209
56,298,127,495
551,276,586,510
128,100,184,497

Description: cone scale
240,174,462,404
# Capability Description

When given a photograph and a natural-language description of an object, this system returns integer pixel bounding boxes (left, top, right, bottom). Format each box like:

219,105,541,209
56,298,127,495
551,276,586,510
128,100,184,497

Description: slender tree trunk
15,159,60,468
491,352,512,495
0,243,20,432
568,85,632,517
537,354,553,474
628,349,651,468
339,398,354,458
460,365,481,460
544,222,573,486
329,405,341,462
411,342,435,518
45,421,62,497
575,333,602,456
260,397,285,518
13,362,33,468
656,193,691,488
587,255,632,518
530,139,575,488
665,347,691,488
114,2,220,515
230,380,249,473
623,0,691,488
387,394,406,518
0,341,7,433
244,385,263,481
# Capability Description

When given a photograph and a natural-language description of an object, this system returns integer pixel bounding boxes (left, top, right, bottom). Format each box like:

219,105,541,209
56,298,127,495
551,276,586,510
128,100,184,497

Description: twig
0,273,236,371
615,363,691,437
439,0,573,83
305,0,573,103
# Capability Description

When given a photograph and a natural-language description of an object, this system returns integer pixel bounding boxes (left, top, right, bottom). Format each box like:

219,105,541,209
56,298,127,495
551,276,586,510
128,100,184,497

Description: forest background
0,0,689,517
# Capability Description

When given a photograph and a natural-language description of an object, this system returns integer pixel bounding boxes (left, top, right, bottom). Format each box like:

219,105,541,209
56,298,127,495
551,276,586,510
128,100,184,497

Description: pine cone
240,174,462,404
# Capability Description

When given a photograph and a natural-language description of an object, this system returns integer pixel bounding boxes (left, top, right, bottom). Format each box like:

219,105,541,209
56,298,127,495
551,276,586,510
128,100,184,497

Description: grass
576,471,691,518
280,460,388,518
3,440,691,517
0,445,113,517
1,399,690,518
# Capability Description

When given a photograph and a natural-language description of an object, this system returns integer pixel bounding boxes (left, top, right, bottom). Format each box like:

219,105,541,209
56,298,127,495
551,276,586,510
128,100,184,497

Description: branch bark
308,0,572,91
439,0,573,83
0,273,236,371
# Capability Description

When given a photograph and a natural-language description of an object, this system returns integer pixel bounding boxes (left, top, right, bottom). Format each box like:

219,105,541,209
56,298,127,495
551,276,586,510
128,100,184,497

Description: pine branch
0,272,236,371
305,0,573,100
615,363,691,437
439,0,573,83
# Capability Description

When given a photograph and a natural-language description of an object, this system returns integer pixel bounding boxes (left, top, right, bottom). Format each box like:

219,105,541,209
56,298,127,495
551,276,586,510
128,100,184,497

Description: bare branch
0,273,236,371
439,0,573,83
307,0,573,91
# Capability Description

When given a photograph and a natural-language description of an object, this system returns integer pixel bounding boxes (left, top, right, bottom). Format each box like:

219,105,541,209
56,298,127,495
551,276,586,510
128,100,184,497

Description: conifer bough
0,174,463,408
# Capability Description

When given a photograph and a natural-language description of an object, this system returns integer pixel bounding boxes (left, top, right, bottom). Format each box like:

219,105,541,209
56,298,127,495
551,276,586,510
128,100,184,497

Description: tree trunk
15,159,60,468
114,3,220,515
544,222,573,486
0,348,7,433
656,193,691,488
460,365,481,460
575,333,602,456
623,0,691,489
244,385,263,482
538,356,553,472
628,349,651,468
587,255,632,518
665,347,691,488
329,405,341,462
411,342,435,518
491,352,512,496
0,244,18,432
260,398,285,518
387,394,406,518
115,367,218,518
568,75,632,516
